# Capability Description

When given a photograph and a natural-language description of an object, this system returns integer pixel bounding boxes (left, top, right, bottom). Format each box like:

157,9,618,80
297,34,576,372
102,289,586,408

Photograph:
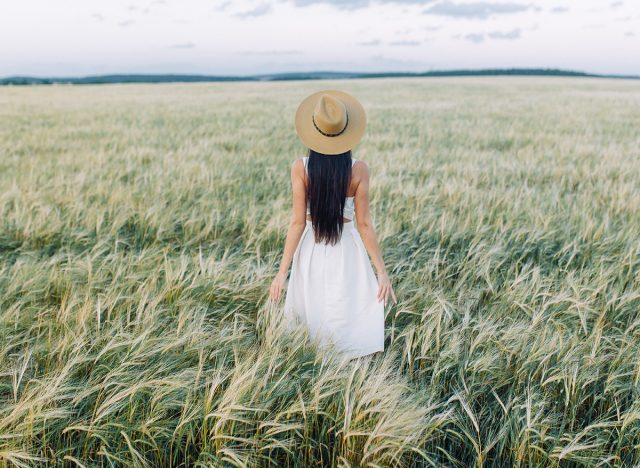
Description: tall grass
0,77,639,466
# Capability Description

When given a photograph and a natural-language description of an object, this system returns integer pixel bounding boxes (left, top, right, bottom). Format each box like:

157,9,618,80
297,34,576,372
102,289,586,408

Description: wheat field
0,77,639,467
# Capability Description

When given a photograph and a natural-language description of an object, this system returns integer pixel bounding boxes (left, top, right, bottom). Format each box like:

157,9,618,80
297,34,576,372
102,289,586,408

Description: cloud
625,31,634,37
216,0,232,11
488,28,521,39
456,28,521,43
293,0,368,8
356,39,382,46
241,50,303,55
423,1,532,19
234,3,272,18
118,20,135,27
91,13,104,21
610,1,623,7
550,6,568,13
395,27,414,35
464,33,485,43
389,39,421,45
290,0,437,10
170,43,196,49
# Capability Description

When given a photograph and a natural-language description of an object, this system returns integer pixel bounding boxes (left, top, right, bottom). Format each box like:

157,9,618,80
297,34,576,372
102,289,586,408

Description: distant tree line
1,68,638,85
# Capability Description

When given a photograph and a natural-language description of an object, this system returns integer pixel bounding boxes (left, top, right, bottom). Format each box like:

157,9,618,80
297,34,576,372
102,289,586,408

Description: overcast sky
1,0,638,77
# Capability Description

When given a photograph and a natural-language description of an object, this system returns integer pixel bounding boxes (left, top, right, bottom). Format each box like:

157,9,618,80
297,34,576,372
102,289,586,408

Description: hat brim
294,90,366,155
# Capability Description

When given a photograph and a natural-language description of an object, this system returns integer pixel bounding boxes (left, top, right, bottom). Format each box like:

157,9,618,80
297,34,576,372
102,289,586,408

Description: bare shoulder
291,157,305,173
352,159,370,178
353,159,369,169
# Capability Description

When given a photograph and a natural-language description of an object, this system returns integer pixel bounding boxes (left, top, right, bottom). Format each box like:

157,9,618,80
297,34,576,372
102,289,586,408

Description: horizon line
2,67,639,84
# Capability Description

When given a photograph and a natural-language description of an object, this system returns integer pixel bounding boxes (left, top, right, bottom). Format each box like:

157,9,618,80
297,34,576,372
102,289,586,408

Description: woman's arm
353,161,397,305
269,158,307,303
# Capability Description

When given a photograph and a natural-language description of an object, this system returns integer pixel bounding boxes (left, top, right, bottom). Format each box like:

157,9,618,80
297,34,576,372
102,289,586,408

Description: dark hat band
312,110,349,137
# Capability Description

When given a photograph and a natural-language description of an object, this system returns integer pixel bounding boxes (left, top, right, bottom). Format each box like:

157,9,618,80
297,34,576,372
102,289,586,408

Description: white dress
283,156,385,359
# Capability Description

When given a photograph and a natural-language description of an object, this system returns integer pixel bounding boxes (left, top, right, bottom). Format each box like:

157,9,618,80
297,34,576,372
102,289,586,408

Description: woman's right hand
376,271,397,306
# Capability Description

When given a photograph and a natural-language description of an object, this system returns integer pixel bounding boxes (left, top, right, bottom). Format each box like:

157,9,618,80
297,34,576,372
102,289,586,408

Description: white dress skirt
283,215,385,359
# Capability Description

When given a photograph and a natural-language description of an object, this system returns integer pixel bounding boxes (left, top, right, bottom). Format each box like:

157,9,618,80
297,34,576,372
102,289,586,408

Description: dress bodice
303,156,356,221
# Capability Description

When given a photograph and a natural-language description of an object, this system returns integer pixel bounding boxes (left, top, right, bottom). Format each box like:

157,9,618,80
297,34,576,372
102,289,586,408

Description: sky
1,0,639,77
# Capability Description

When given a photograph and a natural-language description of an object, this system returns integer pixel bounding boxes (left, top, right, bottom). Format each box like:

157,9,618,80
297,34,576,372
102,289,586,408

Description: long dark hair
306,148,353,245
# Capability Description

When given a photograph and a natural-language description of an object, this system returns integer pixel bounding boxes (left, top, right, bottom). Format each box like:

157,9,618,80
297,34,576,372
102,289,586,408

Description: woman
269,90,396,359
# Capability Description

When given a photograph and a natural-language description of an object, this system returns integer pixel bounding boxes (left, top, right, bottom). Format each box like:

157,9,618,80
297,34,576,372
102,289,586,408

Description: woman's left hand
269,272,287,303
376,271,397,306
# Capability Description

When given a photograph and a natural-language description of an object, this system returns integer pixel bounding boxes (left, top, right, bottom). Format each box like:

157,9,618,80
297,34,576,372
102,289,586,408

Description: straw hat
294,90,366,155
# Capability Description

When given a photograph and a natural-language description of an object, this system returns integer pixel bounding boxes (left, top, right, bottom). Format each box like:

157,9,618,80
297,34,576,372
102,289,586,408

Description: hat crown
294,89,365,155
313,94,348,136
